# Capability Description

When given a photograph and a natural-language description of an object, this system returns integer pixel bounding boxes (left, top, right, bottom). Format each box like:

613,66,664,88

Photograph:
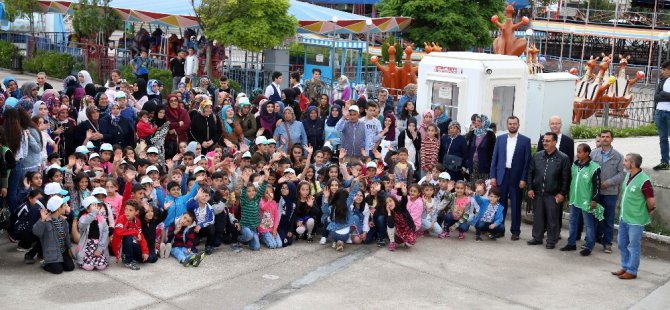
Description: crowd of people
0,66,655,280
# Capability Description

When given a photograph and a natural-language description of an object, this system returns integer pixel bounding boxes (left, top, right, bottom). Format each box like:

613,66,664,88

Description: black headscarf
133,78,148,100
153,104,168,127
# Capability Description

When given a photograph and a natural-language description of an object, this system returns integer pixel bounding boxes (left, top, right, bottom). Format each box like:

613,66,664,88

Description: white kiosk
416,52,529,134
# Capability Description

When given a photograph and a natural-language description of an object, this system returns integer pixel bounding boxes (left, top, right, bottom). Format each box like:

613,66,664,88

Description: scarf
111,115,120,127
146,79,159,96
259,100,276,132
325,104,342,127
434,107,448,125
167,103,184,121
474,114,491,137
221,105,233,134
133,78,148,100
301,106,320,128
154,105,168,127
384,112,396,141
448,121,461,138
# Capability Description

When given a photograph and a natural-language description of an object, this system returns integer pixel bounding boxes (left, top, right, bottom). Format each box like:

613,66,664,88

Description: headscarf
279,181,297,209
406,117,418,133
384,112,396,141
326,104,342,127
19,82,37,100
198,99,213,114
259,99,276,133
251,88,263,99
301,106,320,128
199,77,210,87
0,94,5,105
338,75,350,90
78,70,93,86
5,97,18,109
433,105,448,125
18,97,34,112
153,104,168,127
419,110,434,136
84,83,97,97
63,75,78,90
221,105,234,134
282,106,296,123
73,87,85,102
186,141,200,155
147,79,160,96
448,121,461,138
32,100,47,118
2,76,16,88
133,78,148,100
473,114,491,137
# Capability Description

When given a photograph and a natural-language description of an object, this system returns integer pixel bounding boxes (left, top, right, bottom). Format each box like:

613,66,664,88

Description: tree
380,36,403,64
4,0,40,55
72,0,123,44
193,0,298,77
378,0,504,51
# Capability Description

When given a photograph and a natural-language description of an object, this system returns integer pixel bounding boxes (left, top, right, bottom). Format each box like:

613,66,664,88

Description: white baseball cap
44,182,68,196
194,166,206,175
366,161,377,169
195,155,207,163
91,187,107,197
239,97,250,106
284,168,296,175
146,165,159,174
140,176,153,185
147,146,159,154
242,151,252,159
45,164,65,174
348,105,360,113
100,143,113,152
438,172,451,180
255,136,267,145
81,196,101,209
115,91,126,99
89,153,100,160
75,146,90,154
46,196,68,212
86,141,95,149
266,139,276,145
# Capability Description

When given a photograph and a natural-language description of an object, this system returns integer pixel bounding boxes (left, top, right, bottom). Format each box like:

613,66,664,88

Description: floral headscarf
198,99,213,114
448,121,461,138
473,114,491,137
147,79,160,96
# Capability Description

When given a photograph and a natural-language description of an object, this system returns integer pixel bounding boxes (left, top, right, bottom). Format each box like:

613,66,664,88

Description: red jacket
136,119,156,139
111,214,149,262
166,107,191,143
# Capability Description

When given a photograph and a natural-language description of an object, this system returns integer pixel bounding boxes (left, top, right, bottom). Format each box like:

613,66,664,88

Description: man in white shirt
264,72,283,103
653,60,670,170
185,47,199,87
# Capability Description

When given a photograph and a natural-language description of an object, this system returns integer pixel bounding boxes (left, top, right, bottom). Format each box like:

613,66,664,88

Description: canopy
33,0,410,34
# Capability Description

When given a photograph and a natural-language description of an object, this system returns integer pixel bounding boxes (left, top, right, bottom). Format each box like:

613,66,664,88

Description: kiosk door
491,85,516,131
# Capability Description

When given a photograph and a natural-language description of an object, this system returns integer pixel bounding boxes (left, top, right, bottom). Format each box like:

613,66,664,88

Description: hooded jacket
111,214,149,262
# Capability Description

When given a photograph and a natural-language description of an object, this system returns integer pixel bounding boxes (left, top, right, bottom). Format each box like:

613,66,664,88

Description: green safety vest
620,171,652,226
569,161,604,220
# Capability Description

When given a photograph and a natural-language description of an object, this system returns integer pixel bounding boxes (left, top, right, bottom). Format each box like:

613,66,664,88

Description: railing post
603,101,610,127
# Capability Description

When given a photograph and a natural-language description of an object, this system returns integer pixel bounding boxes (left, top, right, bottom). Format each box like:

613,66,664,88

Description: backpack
12,203,31,235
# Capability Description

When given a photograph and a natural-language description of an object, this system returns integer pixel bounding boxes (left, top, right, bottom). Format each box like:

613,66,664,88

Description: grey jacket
528,149,571,196
76,211,110,266
590,147,625,196
33,217,71,264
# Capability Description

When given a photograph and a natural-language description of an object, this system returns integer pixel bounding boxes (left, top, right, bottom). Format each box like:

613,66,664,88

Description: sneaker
346,236,352,244
458,232,465,240
124,261,140,271
336,240,344,252
475,235,483,241
192,252,206,267
580,244,587,250
24,254,35,264
16,246,29,252
560,245,577,251
164,243,172,258
580,249,592,256
388,242,397,251
332,242,336,249
205,246,213,255
319,237,327,245
183,254,196,267
604,245,613,254
231,244,242,253
653,162,670,171
82,264,94,271
488,233,497,240
438,231,449,239
306,233,313,242
376,239,386,247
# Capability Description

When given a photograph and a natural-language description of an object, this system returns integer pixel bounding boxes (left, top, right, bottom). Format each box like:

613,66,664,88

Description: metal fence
573,99,655,128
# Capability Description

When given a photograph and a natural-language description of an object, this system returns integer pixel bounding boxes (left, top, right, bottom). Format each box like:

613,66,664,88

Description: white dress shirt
505,133,518,168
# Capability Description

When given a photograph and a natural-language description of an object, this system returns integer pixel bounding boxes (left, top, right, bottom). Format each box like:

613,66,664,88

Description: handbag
443,137,463,171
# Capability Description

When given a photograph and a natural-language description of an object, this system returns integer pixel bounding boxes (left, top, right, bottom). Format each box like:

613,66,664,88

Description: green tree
72,0,123,43
193,0,298,76
380,36,403,64
4,0,40,54
378,0,504,51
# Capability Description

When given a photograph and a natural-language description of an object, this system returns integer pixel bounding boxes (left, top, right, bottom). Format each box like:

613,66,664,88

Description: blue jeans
239,226,260,251
331,228,350,242
421,218,444,235
567,205,597,249
442,213,469,233
498,172,523,236
618,219,644,275
121,236,142,264
655,109,670,163
364,215,386,243
597,195,618,246
7,162,37,211
352,213,364,234
260,232,282,249
171,247,192,263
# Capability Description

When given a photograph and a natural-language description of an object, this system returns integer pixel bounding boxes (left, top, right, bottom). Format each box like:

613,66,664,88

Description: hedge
23,51,82,79
0,41,19,69
570,124,658,140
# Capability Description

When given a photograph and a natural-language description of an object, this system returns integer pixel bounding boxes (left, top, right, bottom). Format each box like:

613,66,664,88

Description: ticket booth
416,52,529,134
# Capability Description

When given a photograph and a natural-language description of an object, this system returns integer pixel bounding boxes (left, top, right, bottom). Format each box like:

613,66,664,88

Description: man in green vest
612,153,655,280
560,144,603,256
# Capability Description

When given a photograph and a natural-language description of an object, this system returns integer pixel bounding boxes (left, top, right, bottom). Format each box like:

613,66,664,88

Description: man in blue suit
489,116,531,240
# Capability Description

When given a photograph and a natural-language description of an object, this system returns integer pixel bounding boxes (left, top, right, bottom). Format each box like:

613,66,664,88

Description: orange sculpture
526,45,543,74
600,54,645,117
401,43,418,87
571,55,616,123
371,42,400,93
424,42,443,54
491,2,529,56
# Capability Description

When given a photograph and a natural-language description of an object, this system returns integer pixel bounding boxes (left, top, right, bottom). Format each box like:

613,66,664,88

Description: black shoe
487,233,497,240
580,249,592,256
205,246,213,255
511,235,520,241
653,162,670,170
560,245,577,251
475,236,483,241
527,239,543,246
546,244,555,249
24,254,35,264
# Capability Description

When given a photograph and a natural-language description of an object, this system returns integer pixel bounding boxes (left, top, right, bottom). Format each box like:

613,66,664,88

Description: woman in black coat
301,106,324,151
397,117,421,168
189,100,221,154
99,104,135,148
438,121,468,181
464,114,496,182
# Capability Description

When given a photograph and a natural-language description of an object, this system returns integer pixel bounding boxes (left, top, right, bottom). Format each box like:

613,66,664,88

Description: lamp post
331,16,338,97
658,32,666,85
365,18,373,84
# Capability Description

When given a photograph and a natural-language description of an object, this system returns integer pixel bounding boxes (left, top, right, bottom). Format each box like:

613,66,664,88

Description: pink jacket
258,199,279,234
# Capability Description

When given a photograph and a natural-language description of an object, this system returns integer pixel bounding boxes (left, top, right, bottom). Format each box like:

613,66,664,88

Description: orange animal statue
424,42,443,54
526,45,543,75
371,43,400,94
491,2,530,56
602,54,645,117
571,55,616,123
401,43,418,86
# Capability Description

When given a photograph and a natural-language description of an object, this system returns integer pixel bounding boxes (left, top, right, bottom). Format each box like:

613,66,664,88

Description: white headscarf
78,70,93,86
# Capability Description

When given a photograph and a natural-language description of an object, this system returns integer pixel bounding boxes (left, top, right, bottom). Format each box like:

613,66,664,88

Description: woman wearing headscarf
257,99,278,139
63,75,80,99
464,114,496,182
380,112,398,160
438,121,467,181
133,78,148,101
332,75,351,103
302,106,324,151
52,104,77,158
95,92,111,116
165,93,191,158
274,107,307,153
75,105,105,149
433,104,451,137
3,76,20,99
418,110,435,138
19,82,39,103
323,102,342,150
99,102,135,148
199,77,218,104
236,97,257,142
146,79,162,103
282,88,302,120
189,99,221,154
220,105,243,145
397,117,421,168
78,70,93,87
149,104,170,165
4,108,42,209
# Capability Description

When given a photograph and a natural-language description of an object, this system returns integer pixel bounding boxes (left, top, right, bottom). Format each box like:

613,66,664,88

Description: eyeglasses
169,99,178,102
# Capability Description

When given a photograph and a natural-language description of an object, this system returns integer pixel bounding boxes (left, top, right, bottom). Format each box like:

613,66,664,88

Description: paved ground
576,136,661,170
1,221,669,310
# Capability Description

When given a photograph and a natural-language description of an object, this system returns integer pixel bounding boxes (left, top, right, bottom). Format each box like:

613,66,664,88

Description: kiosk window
431,81,459,121
491,86,515,131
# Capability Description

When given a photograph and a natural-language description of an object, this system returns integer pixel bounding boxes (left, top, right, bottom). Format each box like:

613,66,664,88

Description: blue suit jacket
489,133,531,186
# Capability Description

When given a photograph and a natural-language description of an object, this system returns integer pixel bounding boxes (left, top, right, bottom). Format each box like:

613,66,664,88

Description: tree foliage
380,36,403,64
3,0,39,23
195,0,298,52
378,0,503,51
72,0,123,42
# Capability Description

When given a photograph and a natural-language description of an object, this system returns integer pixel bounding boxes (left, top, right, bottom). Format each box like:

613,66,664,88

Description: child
139,198,165,262
399,184,424,233
385,183,417,251
211,189,241,252
440,181,477,239
472,186,504,241
76,196,110,270
167,211,206,267
350,189,370,244
419,184,443,237
104,179,123,219
239,166,269,251
186,188,215,254
364,181,387,247
258,186,281,249
324,179,361,252
33,196,75,274
276,182,297,247
15,190,43,261
112,199,149,270
293,182,317,242
385,147,415,186
420,124,440,177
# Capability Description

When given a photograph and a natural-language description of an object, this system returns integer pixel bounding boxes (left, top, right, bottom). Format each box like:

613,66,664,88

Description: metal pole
568,33,573,60
559,32,565,71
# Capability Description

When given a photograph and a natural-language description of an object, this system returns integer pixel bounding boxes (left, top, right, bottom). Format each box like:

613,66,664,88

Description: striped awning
298,35,366,49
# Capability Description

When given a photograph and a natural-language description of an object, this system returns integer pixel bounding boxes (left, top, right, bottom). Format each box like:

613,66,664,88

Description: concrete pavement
1,221,669,310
